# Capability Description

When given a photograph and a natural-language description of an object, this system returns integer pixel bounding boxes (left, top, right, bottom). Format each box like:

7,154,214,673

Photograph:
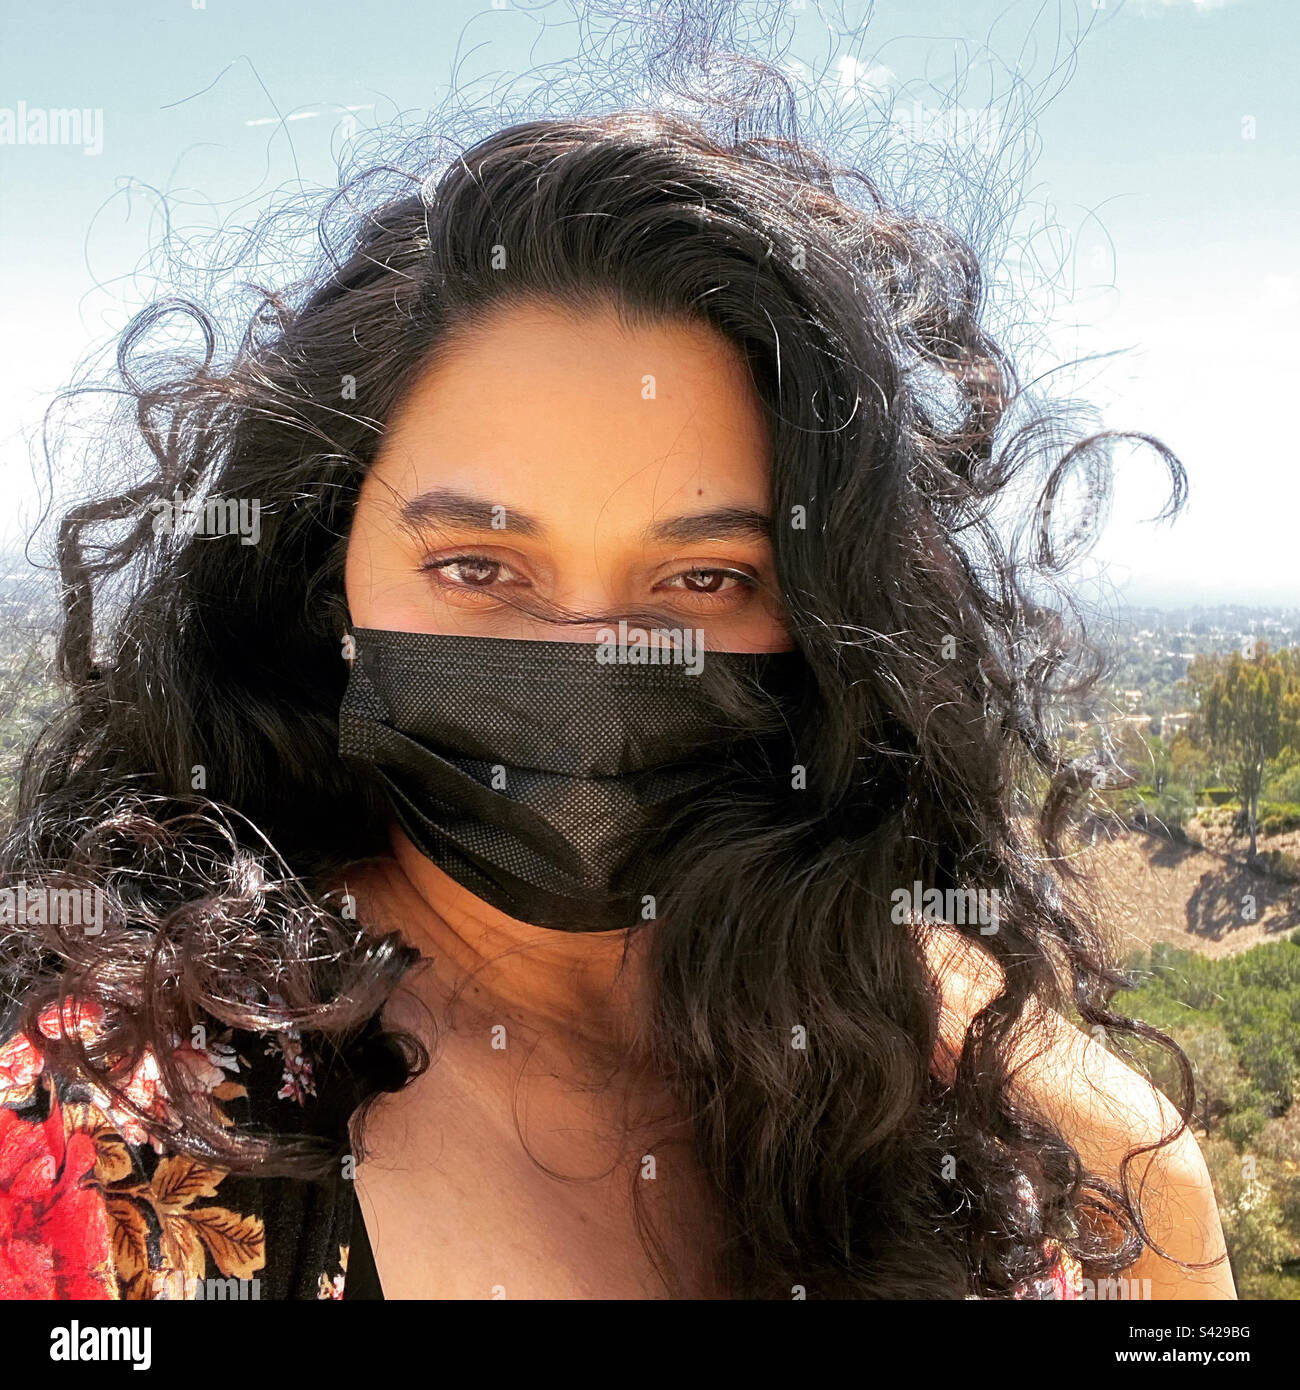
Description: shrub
1259,802,1300,837
1255,848,1300,883
1134,783,1195,838
1263,759,1300,805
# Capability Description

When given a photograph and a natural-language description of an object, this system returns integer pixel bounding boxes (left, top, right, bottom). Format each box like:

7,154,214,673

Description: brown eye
682,569,729,593
651,566,760,613
422,556,516,588
667,568,753,594
447,559,499,586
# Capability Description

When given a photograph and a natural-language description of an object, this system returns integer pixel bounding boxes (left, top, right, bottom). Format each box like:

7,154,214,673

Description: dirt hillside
1074,823,1300,962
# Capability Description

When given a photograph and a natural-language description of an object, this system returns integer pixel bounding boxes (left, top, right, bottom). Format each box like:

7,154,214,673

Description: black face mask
337,627,802,932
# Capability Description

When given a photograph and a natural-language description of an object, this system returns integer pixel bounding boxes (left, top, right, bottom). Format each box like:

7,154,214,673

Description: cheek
741,607,797,653
342,530,365,623
740,582,795,652
697,585,793,653
344,505,420,627
343,508,381,624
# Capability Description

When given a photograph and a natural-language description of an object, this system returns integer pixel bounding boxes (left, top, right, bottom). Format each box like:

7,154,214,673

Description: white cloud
833,57,895,103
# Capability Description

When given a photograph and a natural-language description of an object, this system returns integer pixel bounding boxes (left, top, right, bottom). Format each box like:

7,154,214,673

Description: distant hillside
1080,822,1299,962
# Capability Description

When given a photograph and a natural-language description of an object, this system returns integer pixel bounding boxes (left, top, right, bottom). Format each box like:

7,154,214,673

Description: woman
0,106,1233,1300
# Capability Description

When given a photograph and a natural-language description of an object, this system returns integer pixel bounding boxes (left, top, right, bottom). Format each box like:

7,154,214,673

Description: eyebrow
398,487,771,545
640,506,772,545
398,487,544,537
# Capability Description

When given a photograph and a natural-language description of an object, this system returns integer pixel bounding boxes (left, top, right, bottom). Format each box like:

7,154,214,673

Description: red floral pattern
0,1093,116,1298
0,997,304,1301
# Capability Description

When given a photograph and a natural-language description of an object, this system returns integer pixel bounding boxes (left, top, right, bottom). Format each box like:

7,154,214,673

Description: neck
342,826,658,1067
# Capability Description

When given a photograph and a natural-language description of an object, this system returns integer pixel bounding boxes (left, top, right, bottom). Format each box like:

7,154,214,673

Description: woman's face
345,298,791,652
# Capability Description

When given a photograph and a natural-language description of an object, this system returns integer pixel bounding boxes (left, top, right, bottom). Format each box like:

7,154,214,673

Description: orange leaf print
181,1206,265,1280
147,1212,210,1299
104,1196,152,1300
150,1155,224,1212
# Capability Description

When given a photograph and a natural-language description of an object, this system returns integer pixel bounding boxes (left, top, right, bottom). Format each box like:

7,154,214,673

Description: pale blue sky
1,0,1295,604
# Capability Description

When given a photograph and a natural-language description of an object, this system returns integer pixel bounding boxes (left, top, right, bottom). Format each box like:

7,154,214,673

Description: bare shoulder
913,922,1238,1299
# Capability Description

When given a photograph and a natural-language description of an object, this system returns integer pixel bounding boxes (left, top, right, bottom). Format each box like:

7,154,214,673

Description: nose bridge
488,560,628,638
528,491,643,626
544,562,628,626
518,448,691,628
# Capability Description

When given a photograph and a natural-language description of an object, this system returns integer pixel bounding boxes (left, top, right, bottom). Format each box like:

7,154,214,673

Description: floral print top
0,995,362,1301
0,994,1083,1300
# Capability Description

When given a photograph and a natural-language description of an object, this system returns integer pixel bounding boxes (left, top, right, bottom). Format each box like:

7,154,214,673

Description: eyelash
419,554,759,604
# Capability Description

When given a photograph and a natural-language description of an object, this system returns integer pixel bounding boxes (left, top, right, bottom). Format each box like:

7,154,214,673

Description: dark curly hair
0,29,1203,1297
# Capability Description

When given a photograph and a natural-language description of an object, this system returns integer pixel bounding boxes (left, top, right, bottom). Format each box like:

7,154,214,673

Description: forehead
364,299,773,531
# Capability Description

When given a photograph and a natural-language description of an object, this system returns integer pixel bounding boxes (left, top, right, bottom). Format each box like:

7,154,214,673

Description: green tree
1187,643,1300,859
1169,730,1210,794
1203,1136,1294,1294
1120,938,1300,1297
